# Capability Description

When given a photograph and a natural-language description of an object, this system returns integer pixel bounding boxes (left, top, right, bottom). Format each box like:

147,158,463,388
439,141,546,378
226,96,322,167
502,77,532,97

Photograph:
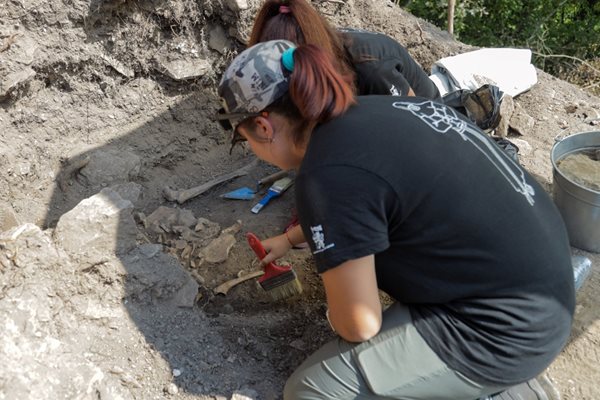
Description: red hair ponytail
248,0,356,91
289,45,355,123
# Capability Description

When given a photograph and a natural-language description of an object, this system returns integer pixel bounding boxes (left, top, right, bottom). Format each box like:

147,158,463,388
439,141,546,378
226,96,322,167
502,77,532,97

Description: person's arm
321,255,382,342
354,58,418,97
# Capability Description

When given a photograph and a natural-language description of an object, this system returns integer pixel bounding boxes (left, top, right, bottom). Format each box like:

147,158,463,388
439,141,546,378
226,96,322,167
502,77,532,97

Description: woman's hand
258,224,306,267
259,234,292,267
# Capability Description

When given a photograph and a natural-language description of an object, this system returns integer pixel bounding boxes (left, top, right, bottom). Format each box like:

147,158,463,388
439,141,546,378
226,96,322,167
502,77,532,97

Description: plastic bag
442,84,503,131
443,85,520,164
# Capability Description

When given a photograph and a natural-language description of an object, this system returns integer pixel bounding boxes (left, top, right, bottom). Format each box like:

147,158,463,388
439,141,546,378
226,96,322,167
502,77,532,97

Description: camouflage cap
218,40,295,114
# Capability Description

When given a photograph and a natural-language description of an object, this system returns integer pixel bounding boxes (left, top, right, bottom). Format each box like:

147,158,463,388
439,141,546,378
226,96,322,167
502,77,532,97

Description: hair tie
279,5,291,13
281,47,295,72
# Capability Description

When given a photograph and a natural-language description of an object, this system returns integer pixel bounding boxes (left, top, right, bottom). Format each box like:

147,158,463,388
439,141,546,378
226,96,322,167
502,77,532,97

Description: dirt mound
1,0,600,399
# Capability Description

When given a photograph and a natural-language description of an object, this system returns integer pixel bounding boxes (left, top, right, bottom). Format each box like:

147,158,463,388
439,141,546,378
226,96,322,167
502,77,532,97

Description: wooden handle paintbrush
246,232,302,300
256,170,289,191
251,177,293,214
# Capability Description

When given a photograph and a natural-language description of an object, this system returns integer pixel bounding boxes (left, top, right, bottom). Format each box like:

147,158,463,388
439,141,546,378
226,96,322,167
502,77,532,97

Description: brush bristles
259,269,303,300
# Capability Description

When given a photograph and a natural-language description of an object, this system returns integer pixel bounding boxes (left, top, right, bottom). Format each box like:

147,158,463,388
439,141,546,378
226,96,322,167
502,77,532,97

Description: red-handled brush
246,232,303,300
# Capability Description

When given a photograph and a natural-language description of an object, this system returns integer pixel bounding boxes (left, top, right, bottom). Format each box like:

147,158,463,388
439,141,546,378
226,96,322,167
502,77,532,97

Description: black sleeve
355,58,413,96
295,166,393,273
348,32,441,99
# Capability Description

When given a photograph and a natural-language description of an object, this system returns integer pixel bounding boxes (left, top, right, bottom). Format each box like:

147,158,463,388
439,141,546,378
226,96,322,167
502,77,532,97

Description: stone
0,33,38,100
139,243,162,258
231,389,259,400
509,138,533,157
225,0,249,11
564,103,578,113
53,189,138,265
155,56,211,80
209,25,230,54
78,149,141,189
144,206,197,234
194,217,221,240
0,203,19,232
100,54,135,78
109,182,142,208
0,67,35,99
166,383,178,395
509,103,535,135
122,244,199,307
495,94,514,138
0,223,62,270
0,224,132,400
202,233,236,264
11,34,39,65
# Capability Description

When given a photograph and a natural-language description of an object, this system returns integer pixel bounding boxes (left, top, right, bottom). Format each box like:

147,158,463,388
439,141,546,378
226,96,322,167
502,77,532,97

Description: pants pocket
354,323,447,396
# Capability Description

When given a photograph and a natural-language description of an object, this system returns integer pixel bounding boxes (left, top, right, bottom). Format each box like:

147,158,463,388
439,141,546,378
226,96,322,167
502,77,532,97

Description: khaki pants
284,303,506,400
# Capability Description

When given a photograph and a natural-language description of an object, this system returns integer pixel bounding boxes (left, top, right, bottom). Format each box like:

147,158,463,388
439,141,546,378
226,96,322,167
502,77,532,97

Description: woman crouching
216,40,574,400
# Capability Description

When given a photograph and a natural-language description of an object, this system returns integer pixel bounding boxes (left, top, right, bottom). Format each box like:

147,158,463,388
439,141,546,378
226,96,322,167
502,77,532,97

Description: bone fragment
163,159,258,204
213,270,263,295
57,155,90,191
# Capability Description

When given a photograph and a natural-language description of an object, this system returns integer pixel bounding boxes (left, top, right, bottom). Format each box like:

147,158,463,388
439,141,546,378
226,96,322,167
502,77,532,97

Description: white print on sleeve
310,225,335,254
389,84,400,96
392,100,536,206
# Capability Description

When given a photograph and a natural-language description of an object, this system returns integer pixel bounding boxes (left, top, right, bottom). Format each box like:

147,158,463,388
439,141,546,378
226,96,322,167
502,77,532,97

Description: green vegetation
399,0,600,94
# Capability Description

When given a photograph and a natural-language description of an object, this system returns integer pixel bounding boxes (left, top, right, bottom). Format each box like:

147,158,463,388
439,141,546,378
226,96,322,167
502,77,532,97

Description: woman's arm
321,255,382,342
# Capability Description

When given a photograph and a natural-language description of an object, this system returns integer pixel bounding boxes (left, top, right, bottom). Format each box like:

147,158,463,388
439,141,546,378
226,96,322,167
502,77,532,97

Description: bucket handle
554,133,567,143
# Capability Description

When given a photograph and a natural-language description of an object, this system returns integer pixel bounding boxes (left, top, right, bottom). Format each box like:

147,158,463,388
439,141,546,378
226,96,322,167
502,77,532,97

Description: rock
509,138,533,157
100,53,135,78
509,103,535,135
109,182,142,207
54,189,138,265
202,233,236,264
564,103,578,113
0,203,19,232
78,149,141,189
139,243,162,258
0,223,62,270
231,389,259,400
122,244,199,307
144,206,197,234
0,32,39,99
578,105,600,122
0,67,35,99
209,25,230,54
194,217,221,240
229,27,249,45
225,0,249,11
289,339,306,351
166,383,179,395
495,94,514,138
0,224,132,400
155,56,211,80
7,34,39,65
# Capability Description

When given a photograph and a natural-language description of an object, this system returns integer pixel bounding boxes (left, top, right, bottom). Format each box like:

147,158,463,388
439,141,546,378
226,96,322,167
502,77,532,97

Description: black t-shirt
295,96,575,386
341,28,441,100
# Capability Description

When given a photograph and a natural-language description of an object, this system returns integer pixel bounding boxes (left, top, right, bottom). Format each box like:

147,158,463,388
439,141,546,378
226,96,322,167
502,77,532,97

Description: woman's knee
283,368,310,400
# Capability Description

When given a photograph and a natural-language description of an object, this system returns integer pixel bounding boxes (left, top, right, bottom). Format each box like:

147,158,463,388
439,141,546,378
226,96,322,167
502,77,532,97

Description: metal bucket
551,131,600,253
